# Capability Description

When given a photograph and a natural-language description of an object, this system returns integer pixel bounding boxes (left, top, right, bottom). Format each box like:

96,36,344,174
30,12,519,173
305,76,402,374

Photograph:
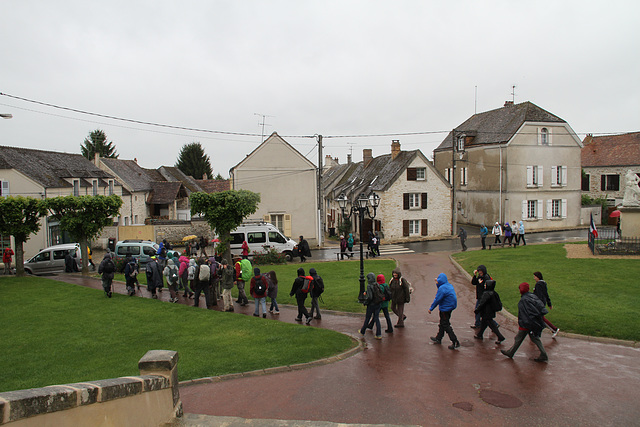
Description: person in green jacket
367,274,393,333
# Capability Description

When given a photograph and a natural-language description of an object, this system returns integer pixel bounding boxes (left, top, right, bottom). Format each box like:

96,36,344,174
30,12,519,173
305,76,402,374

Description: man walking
309,267,324,320
428,273,460,350
250,267,269,318
3,246,14,274
234,256,250,306
98,252,116,298
457,227,467,251
479,224,488,250
501,282,549,362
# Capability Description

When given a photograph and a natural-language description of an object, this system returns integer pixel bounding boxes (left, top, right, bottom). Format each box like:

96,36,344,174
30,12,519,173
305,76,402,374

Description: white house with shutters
433,101,583,231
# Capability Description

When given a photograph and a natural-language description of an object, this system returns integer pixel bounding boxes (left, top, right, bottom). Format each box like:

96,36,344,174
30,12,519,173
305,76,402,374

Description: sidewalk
56,252,640,426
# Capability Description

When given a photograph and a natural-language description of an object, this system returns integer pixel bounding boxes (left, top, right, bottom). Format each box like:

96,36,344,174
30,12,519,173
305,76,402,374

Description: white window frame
460,167,468,186
527,165,544,188
523,199,543,220
0,180,9,198
72,179,80,197
108,179,114,196
408,219,420,235
551,166,568,187
444,168,452,184
416,168,426,181
547,199,567,219
538,127,552,146
456,135,465,152
408,193,420,209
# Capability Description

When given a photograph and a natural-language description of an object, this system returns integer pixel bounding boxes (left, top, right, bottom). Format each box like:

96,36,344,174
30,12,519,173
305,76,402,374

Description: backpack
103,259,115,274
254,276,267,296
382,284,392,301
301,276,314,293
312,277,324,297
199,264,211,282
188,264,196,280
168,266,179,284
146,266,154,282
492,290,503,312
128,262,138,277
370,282,384,305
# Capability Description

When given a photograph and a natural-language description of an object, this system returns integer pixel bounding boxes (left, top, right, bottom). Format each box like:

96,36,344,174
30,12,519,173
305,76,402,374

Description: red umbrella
610,210,621,218
210,238,220,243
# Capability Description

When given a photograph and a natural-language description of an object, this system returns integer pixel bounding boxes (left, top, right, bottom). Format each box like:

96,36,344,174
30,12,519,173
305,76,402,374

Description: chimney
347,153,352,164
93,152,100,166
504,100,514,107
203,173,208,180
391,140,401,160
363,149,373,167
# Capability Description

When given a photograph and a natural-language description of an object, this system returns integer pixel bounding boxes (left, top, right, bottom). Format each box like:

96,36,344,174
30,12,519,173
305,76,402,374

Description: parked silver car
23,243,82,275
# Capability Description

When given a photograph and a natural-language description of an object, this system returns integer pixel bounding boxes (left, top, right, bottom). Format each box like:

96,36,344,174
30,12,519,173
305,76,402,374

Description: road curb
448,254,639,348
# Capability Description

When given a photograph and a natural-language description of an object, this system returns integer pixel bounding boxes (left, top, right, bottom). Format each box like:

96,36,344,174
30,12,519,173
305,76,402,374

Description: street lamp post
336,191,380,302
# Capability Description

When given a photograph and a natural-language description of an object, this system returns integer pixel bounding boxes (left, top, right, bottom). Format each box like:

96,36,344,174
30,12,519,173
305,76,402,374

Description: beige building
433,101,583,231
0,146,123,257
326,141,452,243
229,132,320,246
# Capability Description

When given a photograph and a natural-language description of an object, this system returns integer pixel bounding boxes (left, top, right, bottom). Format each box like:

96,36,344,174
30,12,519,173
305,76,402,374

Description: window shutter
527,166,533,186
601,175,606,191
1,180,9,197
546,200,552,218
403,193,409,210
537,200,543,219
561,166,568,187
551,166,558,186
421,219,428,236
284,214,292,238
403,220,410,237
537,166,543,186
561,199,567,218
421,193,428,209
263,214,270,223
522,200,527,219
407,168,417,181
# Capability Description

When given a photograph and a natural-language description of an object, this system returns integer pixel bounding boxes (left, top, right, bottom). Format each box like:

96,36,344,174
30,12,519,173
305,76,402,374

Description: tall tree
81,129,118,160
46,195,123,275
0,197,48,276
190,190,260,262
175,142,213,179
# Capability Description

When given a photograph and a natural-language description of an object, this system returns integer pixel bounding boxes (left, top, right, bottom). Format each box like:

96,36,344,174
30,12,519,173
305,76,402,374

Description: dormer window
457,135,465,152
108,179,114,195
539,128,550,145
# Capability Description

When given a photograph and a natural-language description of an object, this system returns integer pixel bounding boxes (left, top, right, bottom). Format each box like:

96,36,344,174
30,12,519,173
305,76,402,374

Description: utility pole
317,134,324,248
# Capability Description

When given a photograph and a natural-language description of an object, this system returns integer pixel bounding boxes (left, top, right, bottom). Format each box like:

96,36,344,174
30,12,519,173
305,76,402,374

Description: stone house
229,132,319,246
581,132,640,207
326,140,452,243
0,146,123,256
433,101,583,231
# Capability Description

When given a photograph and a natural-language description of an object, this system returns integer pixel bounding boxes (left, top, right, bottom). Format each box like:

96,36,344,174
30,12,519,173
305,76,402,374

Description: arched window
540,128,549,145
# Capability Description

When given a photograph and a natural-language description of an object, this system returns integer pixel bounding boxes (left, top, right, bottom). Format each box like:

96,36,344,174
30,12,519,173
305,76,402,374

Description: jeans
361,303,382,337
254,297,267,316
368,306,393,331
310,295,321,318
504,329,547,360
237,280,248,304
435,310,458,343
270,297,279,312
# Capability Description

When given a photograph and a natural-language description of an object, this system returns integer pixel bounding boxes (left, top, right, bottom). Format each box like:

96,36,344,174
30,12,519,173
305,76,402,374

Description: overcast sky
1,1,638,177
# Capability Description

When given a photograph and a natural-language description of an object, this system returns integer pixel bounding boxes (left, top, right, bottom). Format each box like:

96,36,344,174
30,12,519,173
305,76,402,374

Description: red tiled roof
195,179,230,193
582,132,640,167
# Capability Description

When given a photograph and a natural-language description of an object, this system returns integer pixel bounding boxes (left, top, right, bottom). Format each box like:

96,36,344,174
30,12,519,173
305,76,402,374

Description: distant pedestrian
124,257,139,296
492,222,502,245
87,246,96,271
297,236,311,262
347,233,354,255
266,270,279,315
220,259,235,312
374,232,381,257
162,258,180,303
339,235,348,260
3,247,15,274
290,267,312,323
389,268,411,327
187,258,199,299
504,222,513,247
518,221,526,245
199,236,208,257
98,252,116,298
359,272,383,339
234,256,251,306
178,256,193,298
512,221,520,246
428,273,460,350
470,265,496,330
241,240,249,259
473,279,506,344
501,282,548,362
146,256,164,300
64,252,79,272
250,267,269,318
533,272,559,338
194,258,212,308
458,227,467,251
479,224,488,250
309,267,324,320
367,274,393,333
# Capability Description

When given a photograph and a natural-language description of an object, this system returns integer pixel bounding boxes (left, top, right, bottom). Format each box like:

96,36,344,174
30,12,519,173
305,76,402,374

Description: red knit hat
519,282,530,295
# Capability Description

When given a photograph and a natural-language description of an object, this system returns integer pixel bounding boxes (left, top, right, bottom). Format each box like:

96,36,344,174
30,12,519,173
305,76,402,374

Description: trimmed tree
0,197,48,276
190,190,260,262
81,129,118,160
175,142,213,179
45,195,123,275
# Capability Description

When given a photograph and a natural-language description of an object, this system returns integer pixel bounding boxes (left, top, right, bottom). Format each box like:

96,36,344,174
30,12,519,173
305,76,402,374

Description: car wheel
284,251,293,262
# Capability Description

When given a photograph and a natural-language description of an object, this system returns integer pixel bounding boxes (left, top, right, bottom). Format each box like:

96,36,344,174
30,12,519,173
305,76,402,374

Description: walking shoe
107,291,112,298
495,338,505,344
552,328,560,338
314,315,322,320
430,337,442,344
152,295,158,299
375,335,382,340
295,317,302,322
395,324,405,328
403,315,407,321
263,313,266,318
269,310,273,314
500,349,513,359
534,357,548,363
274,311,280,315
448,341,460,350
189,292,194,298
473,335,483,340
470,325,480,329
306,316,312,325
385,329,393,333
357,329,364,336
253,313,259,317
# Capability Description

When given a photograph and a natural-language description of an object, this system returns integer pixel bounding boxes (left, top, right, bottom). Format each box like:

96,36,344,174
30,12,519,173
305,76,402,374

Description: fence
588,227,640,255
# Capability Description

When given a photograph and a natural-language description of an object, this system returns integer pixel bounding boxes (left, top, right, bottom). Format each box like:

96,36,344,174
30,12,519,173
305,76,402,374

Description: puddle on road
479,389,523,408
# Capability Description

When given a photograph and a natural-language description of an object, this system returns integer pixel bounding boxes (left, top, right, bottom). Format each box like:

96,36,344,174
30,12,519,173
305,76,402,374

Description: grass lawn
111,259,397,314
0,276,355,393
453,243,640,341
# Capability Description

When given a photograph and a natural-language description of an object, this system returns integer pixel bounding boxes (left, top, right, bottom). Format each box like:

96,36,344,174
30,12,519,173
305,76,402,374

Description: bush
252,248,287,265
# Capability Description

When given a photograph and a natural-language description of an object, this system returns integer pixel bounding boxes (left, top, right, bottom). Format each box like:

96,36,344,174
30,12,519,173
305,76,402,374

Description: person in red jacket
250,267,269,318
3,247,14,275
241,240,249,259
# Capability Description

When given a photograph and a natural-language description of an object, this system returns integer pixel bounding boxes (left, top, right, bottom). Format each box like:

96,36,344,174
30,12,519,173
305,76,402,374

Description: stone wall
0,350,182,427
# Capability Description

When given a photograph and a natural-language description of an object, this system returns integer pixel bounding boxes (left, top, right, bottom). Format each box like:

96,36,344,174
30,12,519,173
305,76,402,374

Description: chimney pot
347,154,352,164
363,149,373,167
391,140,401,160
504,100,514,107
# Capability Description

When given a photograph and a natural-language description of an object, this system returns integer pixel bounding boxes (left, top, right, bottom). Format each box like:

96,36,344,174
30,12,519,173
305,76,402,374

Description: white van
24,243,82,275
229,221,297,261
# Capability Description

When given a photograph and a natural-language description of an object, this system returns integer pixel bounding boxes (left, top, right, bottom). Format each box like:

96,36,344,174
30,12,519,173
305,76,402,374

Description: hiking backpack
254,276,267,296
199,264,211,282
312,277,324,297
103,259,115,274
492,290,503,312
301,276,314,293
382,284,392,301
370,283,384,305
168,266,179,284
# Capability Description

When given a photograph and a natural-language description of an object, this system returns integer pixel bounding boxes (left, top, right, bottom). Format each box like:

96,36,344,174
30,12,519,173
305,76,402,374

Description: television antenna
254,113,274,142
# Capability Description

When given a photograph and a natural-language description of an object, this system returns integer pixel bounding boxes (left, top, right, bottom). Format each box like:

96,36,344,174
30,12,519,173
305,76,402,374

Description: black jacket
534,280,552,308
518,293,548,336
471,265,490,299
475,280,498,319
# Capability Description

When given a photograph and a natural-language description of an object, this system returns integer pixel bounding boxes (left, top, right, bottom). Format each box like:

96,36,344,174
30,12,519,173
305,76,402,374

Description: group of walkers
459,222,527,251
338,231,381,259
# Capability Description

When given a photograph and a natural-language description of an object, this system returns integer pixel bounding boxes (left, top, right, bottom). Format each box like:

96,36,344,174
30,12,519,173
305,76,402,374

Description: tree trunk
79,239,89,276
14,240,25,277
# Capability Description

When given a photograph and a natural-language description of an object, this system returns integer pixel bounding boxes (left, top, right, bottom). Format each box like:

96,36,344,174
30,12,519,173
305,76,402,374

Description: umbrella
210,238,220,243
182,235,198,242
610,210,621,218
